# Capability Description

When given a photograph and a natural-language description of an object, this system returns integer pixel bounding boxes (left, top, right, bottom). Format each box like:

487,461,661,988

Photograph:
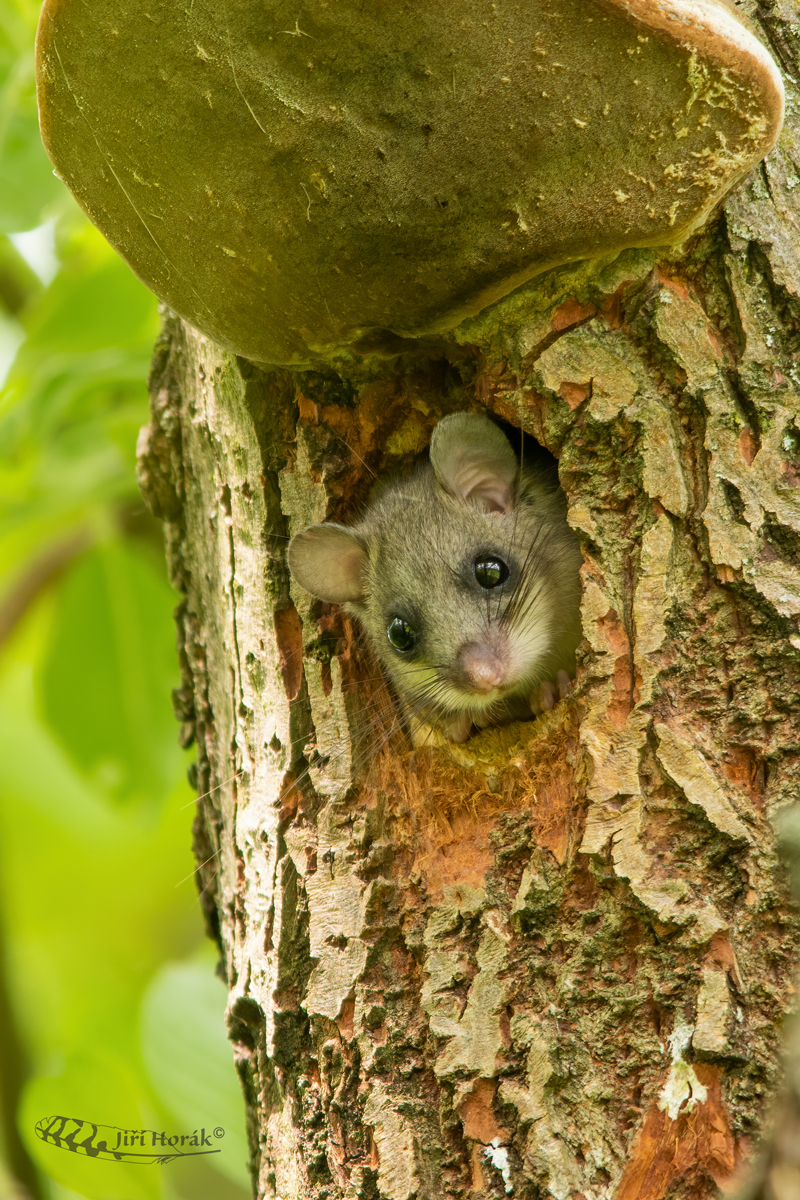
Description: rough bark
137,7,800,1197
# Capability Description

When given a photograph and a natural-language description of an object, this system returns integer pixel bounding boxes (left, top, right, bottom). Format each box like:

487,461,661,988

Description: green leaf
140,960,250,1187
19,239,159,355
0,0,64,231
0,621,202,1069
0,232,43,316
0,222,159,611
39,541,183,805
0,108,64,232
19,1052,164,1200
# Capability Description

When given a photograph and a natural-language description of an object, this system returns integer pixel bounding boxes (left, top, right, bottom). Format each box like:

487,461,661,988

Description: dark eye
474,557,509,589
387,616,417,653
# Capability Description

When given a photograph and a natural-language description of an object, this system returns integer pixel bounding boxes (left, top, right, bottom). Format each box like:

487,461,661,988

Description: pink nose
460,644,507,693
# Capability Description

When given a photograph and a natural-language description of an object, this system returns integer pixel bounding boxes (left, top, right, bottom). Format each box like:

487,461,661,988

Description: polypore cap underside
36,0,783,366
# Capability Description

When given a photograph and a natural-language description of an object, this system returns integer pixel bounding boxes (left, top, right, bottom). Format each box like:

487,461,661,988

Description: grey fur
288,413,582,741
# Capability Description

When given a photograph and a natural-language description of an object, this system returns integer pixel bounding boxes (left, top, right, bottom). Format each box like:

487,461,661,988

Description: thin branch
0,529,92,652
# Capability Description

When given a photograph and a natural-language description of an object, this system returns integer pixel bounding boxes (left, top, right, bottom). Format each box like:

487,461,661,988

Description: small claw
408,717,444,749
556,669,573,701
530,672,574,717
534,680,558,715
442,711,474,743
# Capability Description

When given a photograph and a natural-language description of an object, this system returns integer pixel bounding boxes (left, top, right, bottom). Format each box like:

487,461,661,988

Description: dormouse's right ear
430,413,518,514
288,524,367,604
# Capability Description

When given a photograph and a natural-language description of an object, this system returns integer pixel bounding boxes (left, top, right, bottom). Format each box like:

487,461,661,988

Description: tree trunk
136,8,800,1196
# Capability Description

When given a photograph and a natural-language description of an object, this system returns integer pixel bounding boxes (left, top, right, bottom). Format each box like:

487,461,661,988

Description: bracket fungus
37,0,783,366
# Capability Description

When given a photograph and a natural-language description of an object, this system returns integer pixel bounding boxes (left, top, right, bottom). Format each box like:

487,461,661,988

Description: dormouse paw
530,669,573,716
409,712,473,748
441,711,474,743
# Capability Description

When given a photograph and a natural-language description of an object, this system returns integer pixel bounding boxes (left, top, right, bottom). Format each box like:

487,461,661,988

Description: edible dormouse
288,412,582,743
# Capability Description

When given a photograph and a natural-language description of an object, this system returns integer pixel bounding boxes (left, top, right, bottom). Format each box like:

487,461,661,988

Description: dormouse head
288,413,580,727
288,413,519,599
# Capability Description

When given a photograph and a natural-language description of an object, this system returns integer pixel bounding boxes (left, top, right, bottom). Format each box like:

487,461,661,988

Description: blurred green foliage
41,543,185,804
0,2,250,1198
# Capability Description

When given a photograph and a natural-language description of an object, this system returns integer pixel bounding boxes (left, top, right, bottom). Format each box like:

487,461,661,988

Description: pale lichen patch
484,1139,514,1193
655,723,752,843
630,399,689,516
511,848,560,919
694,967,732,1056
303,871,369,1021
304,658,352,801
653,286,720,388
363,1082,420,1200
658,1021,708,1121
532,321,639,422
632,513,674,682
427,916,509,1080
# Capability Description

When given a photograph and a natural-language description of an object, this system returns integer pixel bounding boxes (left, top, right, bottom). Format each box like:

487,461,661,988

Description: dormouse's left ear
430,413,518,514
